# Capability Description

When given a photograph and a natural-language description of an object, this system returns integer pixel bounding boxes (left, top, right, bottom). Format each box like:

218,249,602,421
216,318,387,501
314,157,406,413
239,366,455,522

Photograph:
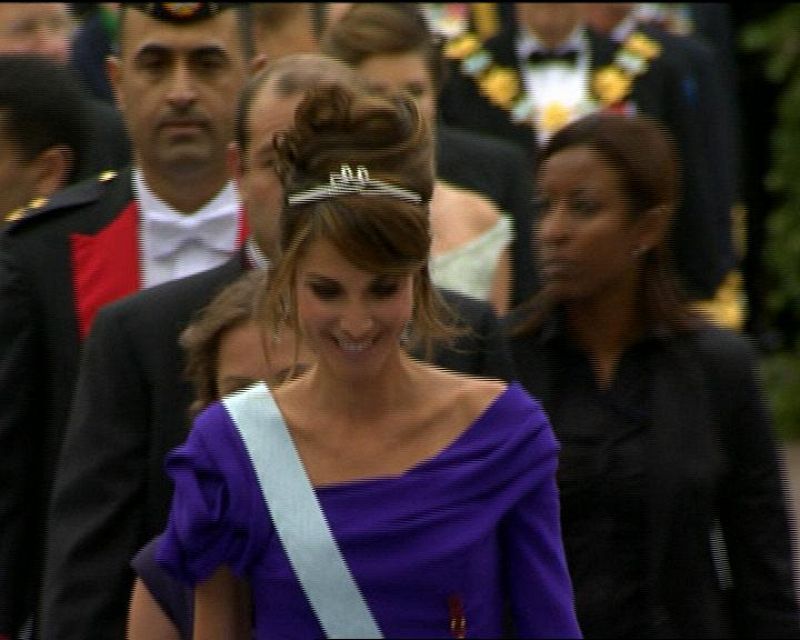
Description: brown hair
320,3,446,92
180,269,267,417
262,84,457,355
514,112,705,336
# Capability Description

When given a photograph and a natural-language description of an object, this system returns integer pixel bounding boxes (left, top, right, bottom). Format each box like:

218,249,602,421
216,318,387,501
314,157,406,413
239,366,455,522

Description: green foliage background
743,7,800,332
742,7,800,439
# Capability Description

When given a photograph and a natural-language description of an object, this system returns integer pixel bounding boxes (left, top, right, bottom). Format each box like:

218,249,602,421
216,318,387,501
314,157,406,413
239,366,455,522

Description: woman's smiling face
295,238,414,379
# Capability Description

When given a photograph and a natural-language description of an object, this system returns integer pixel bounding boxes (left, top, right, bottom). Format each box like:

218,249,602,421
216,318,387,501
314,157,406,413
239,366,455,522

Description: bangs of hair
295,196,430,275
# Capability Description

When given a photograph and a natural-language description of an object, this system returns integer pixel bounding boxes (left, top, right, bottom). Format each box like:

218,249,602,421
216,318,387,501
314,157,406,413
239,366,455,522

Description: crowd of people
0,3,797,639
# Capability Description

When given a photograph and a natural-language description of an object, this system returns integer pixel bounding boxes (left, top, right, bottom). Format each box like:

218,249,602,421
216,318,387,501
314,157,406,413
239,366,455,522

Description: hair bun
275,84,433,201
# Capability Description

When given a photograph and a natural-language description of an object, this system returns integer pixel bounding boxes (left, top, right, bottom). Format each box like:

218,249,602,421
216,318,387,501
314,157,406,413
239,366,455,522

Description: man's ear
32,145,74,198
106,55,124,112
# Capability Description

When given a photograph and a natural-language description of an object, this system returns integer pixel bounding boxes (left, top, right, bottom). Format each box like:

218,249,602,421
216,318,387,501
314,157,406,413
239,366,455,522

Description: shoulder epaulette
4,169,120,233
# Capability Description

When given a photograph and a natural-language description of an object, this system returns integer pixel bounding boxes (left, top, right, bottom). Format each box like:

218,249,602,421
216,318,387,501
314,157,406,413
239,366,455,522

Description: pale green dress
430,214,513,302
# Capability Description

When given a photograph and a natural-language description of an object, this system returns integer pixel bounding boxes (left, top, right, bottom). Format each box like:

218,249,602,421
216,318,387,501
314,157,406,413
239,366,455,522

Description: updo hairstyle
263,84,457,352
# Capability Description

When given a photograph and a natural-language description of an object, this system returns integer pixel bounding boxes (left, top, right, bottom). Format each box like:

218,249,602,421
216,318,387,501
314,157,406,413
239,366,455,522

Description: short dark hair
234,53,364,153
514,112,703,336
117,3,254,60
0,55,88,183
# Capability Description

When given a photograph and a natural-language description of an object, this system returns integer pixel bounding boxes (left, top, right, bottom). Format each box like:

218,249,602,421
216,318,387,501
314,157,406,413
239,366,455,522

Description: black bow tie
527,49,579,66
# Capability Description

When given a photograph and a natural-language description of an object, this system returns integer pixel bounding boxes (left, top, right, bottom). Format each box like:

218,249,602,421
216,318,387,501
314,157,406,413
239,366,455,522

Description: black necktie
527,49,579,66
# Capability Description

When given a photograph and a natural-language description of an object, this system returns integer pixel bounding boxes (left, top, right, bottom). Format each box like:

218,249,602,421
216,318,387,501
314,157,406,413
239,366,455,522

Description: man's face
233,82,301,258
108,9,248,177
515,3,582,48
0,3,73,63
581,3,635,34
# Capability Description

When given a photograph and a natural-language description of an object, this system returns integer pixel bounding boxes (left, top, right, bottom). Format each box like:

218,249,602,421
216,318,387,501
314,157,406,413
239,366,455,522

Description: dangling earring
400,319,412,345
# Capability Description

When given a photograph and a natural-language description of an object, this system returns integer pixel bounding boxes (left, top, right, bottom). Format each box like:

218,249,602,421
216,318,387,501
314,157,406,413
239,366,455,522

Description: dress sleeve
156,403,263,586
501,397,582,639
132,535,192,637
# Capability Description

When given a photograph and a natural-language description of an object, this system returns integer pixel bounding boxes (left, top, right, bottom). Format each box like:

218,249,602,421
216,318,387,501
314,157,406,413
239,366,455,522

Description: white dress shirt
134,168,242,289
516,26,595,145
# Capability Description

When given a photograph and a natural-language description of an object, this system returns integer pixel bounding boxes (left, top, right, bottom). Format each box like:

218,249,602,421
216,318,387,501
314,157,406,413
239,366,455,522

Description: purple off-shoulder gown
157,383,581,638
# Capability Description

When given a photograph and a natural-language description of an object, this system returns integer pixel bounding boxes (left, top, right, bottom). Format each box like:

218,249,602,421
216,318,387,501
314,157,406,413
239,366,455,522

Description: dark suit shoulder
4,168,127,234
97,257,245,327
438,124,529,164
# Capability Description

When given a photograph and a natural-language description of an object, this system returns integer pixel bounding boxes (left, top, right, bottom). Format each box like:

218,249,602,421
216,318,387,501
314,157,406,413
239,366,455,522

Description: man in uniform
44,53,513,637
0,56,92,228
0,4,252,637
0,2,130,196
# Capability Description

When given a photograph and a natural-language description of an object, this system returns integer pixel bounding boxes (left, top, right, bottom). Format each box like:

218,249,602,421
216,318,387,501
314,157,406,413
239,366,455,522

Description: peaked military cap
127,3,236,23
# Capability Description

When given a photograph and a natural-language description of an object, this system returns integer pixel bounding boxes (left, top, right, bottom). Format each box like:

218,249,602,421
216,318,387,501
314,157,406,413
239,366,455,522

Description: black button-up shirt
519,311,665,637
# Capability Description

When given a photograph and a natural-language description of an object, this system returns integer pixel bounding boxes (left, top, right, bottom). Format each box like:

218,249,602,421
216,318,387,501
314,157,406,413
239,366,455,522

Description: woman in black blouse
507,112,800,637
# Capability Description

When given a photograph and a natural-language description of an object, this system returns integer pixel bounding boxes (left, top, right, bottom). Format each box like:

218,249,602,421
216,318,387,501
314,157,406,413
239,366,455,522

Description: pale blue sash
222,382,383,639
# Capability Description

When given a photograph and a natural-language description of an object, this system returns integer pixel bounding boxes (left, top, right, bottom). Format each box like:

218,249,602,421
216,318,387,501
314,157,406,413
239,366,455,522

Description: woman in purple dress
156,84,581,638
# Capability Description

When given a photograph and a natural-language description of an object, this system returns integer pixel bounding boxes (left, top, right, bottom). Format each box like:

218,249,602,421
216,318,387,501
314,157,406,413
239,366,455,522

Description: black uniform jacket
0,168,135,635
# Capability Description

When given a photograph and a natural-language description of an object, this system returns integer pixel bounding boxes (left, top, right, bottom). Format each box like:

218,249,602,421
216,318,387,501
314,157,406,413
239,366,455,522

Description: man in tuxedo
0,4,252,637
43,51,514,638
438,2,731,301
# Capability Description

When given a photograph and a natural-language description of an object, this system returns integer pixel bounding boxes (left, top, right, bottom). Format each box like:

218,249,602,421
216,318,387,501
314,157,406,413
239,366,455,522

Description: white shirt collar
133,167,243,288
516,23,587,60
133,167,239,228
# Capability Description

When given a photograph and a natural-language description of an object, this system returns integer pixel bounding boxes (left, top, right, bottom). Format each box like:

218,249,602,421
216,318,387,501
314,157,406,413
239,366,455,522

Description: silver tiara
287,164,422,206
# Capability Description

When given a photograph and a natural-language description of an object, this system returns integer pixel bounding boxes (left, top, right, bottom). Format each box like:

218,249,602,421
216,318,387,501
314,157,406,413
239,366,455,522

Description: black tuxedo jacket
439,26,732,299
507,320,799,637
0,168,135,635
436,123,539,305
42,256,515,639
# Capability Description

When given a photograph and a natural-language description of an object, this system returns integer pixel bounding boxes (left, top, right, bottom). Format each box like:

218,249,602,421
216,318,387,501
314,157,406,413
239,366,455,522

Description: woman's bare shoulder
436,181,503,233
421,366,507,414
